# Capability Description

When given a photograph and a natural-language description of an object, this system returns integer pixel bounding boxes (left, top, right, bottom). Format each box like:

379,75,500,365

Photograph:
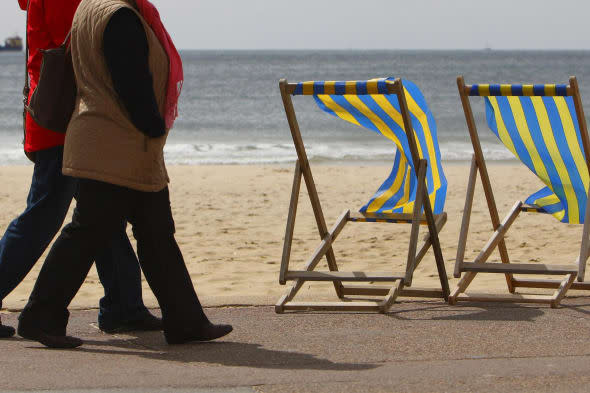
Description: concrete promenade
1,298,590,392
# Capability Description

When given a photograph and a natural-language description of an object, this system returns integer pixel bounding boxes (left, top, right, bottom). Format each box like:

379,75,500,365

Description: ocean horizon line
172,48,590,52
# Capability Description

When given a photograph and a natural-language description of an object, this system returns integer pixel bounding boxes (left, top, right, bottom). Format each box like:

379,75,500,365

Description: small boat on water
0,36,23,52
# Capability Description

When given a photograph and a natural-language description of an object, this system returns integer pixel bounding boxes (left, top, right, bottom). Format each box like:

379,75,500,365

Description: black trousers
20,179,209,336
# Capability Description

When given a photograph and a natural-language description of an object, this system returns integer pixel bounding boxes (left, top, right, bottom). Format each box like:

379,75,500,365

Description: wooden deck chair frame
450,76,590,308
275,78,450,313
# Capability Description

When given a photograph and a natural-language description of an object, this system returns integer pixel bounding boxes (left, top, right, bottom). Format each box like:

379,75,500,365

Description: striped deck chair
450,76,590,308
276,77,450,313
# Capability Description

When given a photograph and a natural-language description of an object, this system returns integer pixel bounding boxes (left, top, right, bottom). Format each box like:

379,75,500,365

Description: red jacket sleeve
43,0,81,45
18,0,27,11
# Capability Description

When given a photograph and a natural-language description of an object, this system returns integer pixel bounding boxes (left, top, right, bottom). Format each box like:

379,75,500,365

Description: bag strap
61,30,72,48
23,2,71,96
22,0,30,104
22,0,31,148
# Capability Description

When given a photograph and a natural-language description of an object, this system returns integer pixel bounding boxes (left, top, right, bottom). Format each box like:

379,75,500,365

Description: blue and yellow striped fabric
293,80,390,96
298,78,447,215
484,93,589,223
470,84,569,97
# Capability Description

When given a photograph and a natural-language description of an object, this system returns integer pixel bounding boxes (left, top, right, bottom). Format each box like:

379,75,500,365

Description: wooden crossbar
342,285,445,298
512,278,590,290
285,271,405,282
520,204,547,213
348,212,442,224
455,293,555,304
281,301,382,312
450,75,590,308
461,262,578,275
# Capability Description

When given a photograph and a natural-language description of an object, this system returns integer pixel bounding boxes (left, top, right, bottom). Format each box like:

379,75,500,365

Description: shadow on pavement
561,302,590,316
384,302,544,322
274,301,545,322
74,338,378,371
429,304,544,321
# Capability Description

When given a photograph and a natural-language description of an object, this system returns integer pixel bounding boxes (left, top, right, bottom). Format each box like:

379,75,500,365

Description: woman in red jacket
0,0,160,337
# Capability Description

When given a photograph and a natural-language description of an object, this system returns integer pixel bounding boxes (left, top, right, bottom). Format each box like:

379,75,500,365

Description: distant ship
0,36,23,52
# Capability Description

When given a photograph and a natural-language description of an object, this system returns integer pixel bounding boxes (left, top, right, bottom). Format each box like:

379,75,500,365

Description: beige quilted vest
63,0,170,192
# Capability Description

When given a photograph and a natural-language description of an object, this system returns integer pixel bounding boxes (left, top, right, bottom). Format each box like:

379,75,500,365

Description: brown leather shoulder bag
22,0,77,161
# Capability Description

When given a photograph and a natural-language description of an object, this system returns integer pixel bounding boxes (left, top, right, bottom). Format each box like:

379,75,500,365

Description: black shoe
165,323,233,345
0,320,15,338
17,323,82,349
99,310,163,334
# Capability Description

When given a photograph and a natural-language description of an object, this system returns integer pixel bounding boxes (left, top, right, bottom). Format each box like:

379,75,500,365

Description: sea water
1,49,589,165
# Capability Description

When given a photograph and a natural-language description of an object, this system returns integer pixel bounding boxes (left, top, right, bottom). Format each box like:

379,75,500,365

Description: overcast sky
1,0,589,50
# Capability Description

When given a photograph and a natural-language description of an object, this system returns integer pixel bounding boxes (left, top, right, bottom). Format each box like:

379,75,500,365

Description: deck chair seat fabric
473,84,590,224
293,78,447,215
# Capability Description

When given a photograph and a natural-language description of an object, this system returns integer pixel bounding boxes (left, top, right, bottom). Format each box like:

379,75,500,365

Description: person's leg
0,146,77,338
94,221,161,333
18,179,129,348
128,187,232,344
0,322,13,338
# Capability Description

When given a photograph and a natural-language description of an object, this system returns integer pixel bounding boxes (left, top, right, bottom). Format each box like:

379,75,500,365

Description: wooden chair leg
455,155,478,278
405,160,427,286
279,161,302,285
279,81,343,297
303,210,350,274
275,280,304,313
572,75,590,283
448,272,476,305
550,273,576,309
378,280,404,313
414,213,447,270
578,191,590,281
473,201,522,264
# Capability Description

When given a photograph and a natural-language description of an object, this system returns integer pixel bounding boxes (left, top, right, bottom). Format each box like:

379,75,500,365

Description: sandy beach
0,162,586,311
